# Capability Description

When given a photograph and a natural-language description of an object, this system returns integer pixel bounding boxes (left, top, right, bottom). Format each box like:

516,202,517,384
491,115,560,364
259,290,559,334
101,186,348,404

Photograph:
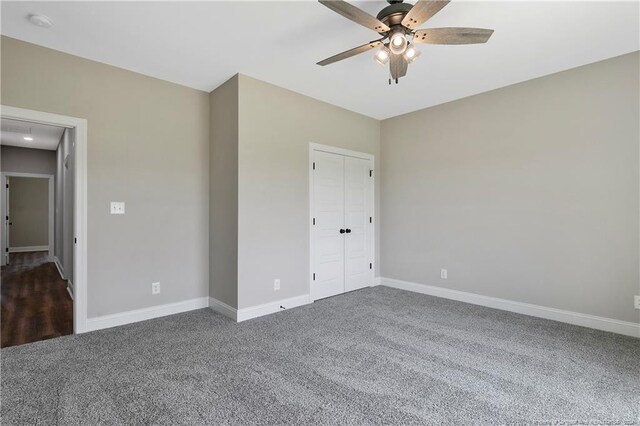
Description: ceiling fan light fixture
374,46,390,65
389,30,407,54
403,45,421,63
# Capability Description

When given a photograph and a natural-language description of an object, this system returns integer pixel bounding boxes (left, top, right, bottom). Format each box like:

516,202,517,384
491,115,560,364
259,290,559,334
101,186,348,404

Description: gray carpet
1,286,639,425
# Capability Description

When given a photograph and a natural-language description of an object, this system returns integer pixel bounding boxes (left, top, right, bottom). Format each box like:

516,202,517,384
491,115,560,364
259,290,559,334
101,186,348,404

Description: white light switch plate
110,202,125,215
634,295,640,310
441,269,448,279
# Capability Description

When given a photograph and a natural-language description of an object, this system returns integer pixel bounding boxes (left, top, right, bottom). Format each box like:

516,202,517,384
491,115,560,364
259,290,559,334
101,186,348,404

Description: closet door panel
344,156,373,292
311,151,345,300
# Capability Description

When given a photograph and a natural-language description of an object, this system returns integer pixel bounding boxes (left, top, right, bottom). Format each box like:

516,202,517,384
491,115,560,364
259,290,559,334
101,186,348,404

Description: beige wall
237,75,380,309
2,36,635,326
8,177,49,248
1,36,210,317
210,75,239,308
1,145,56,175
381,52,640,323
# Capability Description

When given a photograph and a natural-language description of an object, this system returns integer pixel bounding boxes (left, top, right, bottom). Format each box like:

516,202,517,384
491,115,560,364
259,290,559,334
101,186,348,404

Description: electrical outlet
634,295,640,310
441,269,448,279
274,279,280,291
152,282,160,295
110,201,125,215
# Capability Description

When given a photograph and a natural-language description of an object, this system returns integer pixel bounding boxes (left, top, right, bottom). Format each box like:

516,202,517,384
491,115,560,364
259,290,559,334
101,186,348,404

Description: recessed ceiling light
23,136,33,141
28,14,53,28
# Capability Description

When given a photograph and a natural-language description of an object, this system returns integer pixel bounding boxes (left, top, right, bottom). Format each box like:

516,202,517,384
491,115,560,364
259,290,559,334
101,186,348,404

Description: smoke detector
28,14,53,28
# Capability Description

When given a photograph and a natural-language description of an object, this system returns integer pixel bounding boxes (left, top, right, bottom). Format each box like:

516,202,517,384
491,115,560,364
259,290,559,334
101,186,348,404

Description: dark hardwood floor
1,251,73,348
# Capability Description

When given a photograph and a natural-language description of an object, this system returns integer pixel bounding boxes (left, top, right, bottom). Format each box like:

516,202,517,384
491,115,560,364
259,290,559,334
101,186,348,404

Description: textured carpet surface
1,286,639,425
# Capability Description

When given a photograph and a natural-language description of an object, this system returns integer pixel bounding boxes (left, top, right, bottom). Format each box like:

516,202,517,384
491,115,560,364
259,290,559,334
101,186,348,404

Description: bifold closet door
344,156,372,292
311,151,346,300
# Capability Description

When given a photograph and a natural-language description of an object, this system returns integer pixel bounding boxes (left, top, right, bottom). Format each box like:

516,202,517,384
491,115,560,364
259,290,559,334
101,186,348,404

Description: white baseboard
53,256,65,280
208,297,238,321
9,245,48,253
207,294,312,323
371,277,382,287
381,277,640,338
237,294,311,322
85,297,209,333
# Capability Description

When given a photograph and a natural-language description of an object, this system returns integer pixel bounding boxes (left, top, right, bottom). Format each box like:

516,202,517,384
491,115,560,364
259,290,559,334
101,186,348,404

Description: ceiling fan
317,0,494,84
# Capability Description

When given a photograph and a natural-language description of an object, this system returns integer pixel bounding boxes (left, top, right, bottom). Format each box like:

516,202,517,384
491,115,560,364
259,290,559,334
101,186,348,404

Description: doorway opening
0,106,87,346
2,173,54,263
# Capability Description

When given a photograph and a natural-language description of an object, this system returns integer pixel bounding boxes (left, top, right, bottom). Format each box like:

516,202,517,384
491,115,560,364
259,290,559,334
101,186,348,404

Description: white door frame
309,142,375,301
1,105,88,334
1,172,54,260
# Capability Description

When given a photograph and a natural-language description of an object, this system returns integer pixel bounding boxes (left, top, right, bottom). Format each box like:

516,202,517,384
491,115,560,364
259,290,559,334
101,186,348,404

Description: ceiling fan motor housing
377,2,413,29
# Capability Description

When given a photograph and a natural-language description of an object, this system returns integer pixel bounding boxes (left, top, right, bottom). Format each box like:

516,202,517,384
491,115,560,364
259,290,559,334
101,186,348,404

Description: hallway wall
8,177,49,248
1,145,56,174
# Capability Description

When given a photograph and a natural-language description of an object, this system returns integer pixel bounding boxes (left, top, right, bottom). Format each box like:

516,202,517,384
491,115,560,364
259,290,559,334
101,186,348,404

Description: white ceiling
1,1,638,119
1,118,65,150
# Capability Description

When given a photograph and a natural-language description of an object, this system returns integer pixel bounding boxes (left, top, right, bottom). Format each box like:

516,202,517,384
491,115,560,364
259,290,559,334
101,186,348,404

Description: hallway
1,252,72,348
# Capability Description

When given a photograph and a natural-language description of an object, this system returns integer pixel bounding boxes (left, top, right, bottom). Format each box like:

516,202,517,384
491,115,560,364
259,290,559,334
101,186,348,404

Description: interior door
311,151,345,300
344,156,373,291
4,177,10,265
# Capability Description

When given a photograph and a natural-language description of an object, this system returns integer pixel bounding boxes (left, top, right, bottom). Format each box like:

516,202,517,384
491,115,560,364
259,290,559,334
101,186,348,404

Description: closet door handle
345,228,352,233
339,229,345,234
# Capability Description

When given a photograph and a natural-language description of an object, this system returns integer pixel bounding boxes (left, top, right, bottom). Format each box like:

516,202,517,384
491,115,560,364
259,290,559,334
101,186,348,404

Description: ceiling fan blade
319,0,390,33
317,40,384,66
401,0,450,30
390,53,408,80
413,27,494,44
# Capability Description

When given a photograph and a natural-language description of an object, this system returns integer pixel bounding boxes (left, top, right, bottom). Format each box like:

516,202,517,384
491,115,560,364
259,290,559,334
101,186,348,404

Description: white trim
309,148,314,300
309,142,375,161
371,276,382,287
1,105,88,334
1,174,6,266
0,172,53,179
53,255,65,279
309,142,375,302
237,294,311,322
66,281,74,301
48,176,54,259
1,172,54,262
381,277,640,338
85,297,209,333
208,295,311,323
208,297,238,321
9,245,48,253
